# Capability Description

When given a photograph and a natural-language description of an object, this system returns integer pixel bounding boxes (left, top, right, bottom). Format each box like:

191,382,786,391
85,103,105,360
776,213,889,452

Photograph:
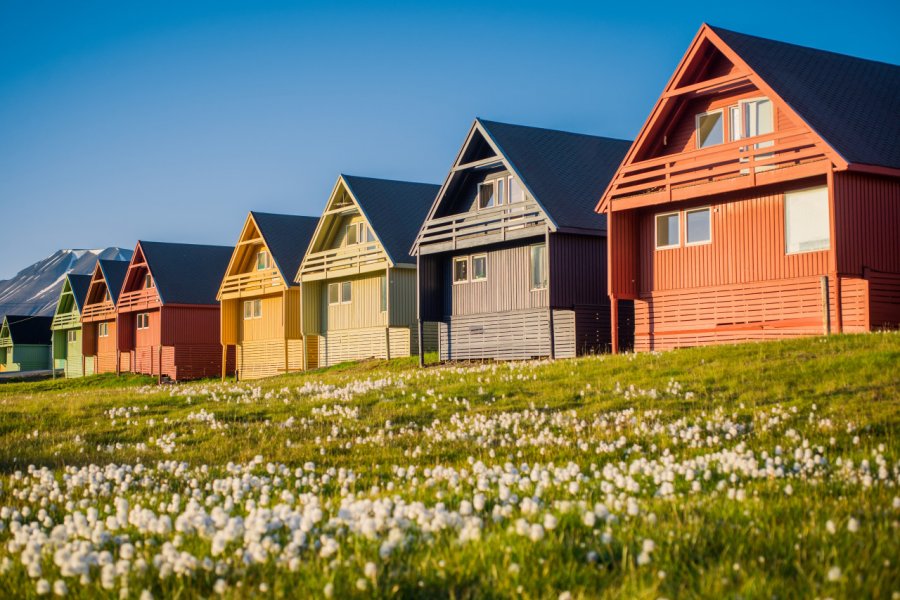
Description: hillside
0,248,132,317
0,333,898,598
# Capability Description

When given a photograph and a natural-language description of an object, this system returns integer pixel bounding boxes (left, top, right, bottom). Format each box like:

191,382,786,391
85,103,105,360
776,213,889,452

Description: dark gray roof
2,315,52,345
139,241,233,306
250,212,319,284
711,25,900,170
343,175,440,264
66,274,93,312
98,259,129,305
479,119,631,231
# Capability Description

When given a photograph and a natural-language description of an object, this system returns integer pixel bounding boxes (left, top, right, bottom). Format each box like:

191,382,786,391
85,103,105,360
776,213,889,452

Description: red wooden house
598,24,900,351
117,241,234,380
81,259,130,374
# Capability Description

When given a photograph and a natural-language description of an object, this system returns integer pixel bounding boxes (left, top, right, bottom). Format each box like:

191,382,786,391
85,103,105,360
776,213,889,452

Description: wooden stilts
610,295,619,354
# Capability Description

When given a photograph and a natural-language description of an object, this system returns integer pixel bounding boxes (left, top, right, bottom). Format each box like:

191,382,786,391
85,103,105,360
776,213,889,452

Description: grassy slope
0,332,898,599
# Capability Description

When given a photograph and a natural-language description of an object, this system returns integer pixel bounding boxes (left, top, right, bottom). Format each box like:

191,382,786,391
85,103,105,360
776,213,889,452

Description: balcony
605,128,830,211
51,312,81,331
299,243,388,282
81,301,115,323
219,267,284,299
416,201,547,255
117,289,161,312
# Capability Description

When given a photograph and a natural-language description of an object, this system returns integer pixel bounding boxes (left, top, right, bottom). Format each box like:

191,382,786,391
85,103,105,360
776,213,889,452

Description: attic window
730,98,774,141
257,251,269,270
696,110,724,149
104,289,110,303
478,182,496,209
508,177,525,204
143,274,154,289
347,222,370,246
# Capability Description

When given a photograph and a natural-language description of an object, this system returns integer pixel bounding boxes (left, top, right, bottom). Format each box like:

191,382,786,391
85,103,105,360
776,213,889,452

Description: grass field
0,332,898,599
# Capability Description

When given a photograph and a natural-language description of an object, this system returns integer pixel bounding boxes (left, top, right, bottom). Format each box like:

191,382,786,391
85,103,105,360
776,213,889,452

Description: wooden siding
54,328,94,378
549,233,608,307
638,179,831,292
236,338,312,380
0,345,51,372
438,308,575,360
388,269,418,328
632,274,870,350
868,271,900,330
90,319,120,374
446,243,548,317
834,172,900,276
322,273,388,331
417,255,444,322
317,327,410,366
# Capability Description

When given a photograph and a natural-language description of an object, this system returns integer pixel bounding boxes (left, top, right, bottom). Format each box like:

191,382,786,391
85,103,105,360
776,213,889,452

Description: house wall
438,308,573,360
1,345,51,372
94,319,120,374
54,327,94,378
321,273,387,331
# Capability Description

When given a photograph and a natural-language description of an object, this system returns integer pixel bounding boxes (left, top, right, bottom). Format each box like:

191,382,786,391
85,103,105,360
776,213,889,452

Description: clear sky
1,0,898,279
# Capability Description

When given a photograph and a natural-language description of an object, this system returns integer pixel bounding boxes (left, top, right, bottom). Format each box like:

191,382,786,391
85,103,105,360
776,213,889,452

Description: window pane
686,209,711,244
453,258,468,283
509,177,524,203
785,186,830,253
341,281,352,303
366,226,376,243
530,245,547,289
729,105,742,141
656,213,680,248
257,251,267,270
697,111,723,148
328,283,338,305
244,301,251,319
472,255,487,280
496,179,505,205
753,99,773,136
254,299,262,318
478,182,495,209
347,223,358,245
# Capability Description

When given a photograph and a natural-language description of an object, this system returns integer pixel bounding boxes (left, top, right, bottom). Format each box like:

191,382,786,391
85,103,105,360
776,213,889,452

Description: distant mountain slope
0,248,133,317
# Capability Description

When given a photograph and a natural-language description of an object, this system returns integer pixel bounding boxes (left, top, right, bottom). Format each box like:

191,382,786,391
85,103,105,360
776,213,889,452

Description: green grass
0,332,898,599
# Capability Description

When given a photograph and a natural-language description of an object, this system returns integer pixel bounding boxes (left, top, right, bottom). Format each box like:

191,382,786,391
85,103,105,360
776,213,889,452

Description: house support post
222,345,228,382
116,350,121,376
610,295,619,354
415,254,424,367
82,355,86,378
545,229,555,360
821,276,831,335
827,168,843,333
384,267,392,361
51,336,55,379
158,345,163,384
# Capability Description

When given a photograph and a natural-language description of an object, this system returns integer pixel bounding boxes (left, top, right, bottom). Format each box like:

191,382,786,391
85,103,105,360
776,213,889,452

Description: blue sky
1,0,898,279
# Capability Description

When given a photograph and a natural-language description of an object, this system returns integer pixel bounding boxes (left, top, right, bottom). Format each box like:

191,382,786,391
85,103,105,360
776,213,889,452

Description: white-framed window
243,299,262,319
478,181,495,209
99,322,109,337
530,244,548,290
136,313,150,330
685,207,712,245
67,330,77,343
696,109,724,149
453,257,469,284
655,212,681,249
346,222,369,246
256,250,269,270
104,289,111,303
495,178,505,206
471,254,487,281
508,176,525,204
785,186,830,254
732,97,774,141
366,226,376,243
327,281,351,305
144,273,154,289
328,283,340,305
341,281,352,303
380,274,387,312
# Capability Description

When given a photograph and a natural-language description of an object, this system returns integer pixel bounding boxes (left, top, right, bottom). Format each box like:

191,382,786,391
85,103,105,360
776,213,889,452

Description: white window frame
328,283,340,305
655,211,681,250
471,254,487,282
695,109,725,150
67,330,77,343
684,207,712,246
477,181,495,210
785,186,831,255
137,313,150,330
243,299,262,320
495,177,505,206
530,244,548,291
452,256,469,284
99,322,109,337
256,250,269,270
144,273,154,289
104,289,111,303
508,175,525,204
340,281,352,304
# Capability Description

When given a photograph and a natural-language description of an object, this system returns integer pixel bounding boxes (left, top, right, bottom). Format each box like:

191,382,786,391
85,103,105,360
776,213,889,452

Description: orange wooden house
117,241,234,380
80,259,130,374
598,24,900,352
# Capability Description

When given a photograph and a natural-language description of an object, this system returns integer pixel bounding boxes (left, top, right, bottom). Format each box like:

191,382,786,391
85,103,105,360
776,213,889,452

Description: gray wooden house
412,118,633,361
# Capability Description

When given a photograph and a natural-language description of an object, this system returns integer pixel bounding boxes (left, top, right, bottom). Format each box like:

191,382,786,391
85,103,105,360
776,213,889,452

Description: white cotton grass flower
559,592,572,600
826,520,836,534
364,562,377,579
827,566,842,582
848,518,860,533
36,579,50,596
323,583,334,598
53,580,68,596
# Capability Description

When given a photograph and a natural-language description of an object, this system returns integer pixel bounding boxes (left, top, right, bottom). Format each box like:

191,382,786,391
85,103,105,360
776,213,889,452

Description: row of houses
2,24,898,380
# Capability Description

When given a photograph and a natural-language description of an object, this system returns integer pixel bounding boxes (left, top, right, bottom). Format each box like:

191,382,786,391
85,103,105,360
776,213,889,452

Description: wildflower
36,580,50,596
827,566,842,582
213,579,227,595
848,518,859,533
364,562,377,579
323,583,334,598
53,580,68,596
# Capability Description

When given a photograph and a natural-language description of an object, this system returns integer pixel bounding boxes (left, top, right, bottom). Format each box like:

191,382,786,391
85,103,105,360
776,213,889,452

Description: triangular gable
411,119,556,253
84,260,127,309
0,318,10,345
52,278,79,323
597,23,847,212
296,175,393,279
1,315,53,345
120,243,162,303
219,214,277,298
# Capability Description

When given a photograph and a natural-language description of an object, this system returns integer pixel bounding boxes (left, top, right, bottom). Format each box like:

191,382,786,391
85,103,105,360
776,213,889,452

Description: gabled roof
98,259,129,305
137,241,233,305
66,274,93,313
708,25,900,171
249,212,319,283
478,119,631,230
1,315,52,345
341,175,440,264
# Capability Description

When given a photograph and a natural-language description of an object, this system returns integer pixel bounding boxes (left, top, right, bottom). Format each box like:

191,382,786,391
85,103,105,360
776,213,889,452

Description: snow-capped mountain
0,248,133,318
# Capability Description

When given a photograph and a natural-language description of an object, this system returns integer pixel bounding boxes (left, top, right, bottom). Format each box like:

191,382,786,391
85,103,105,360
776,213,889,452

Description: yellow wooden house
295,175,439,366
218,211,319,380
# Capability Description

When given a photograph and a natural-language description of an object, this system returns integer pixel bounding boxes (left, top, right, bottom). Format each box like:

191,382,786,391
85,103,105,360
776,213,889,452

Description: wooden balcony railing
416,201,547,255
299,243,387,281
117,290,161,312
81,302,115,323
606,129,829,209
51,312,81,331
219,268,284,299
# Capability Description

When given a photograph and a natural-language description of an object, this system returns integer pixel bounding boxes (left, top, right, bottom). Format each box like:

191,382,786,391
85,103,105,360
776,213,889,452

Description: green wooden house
0,315,53,372
50,273,94,378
